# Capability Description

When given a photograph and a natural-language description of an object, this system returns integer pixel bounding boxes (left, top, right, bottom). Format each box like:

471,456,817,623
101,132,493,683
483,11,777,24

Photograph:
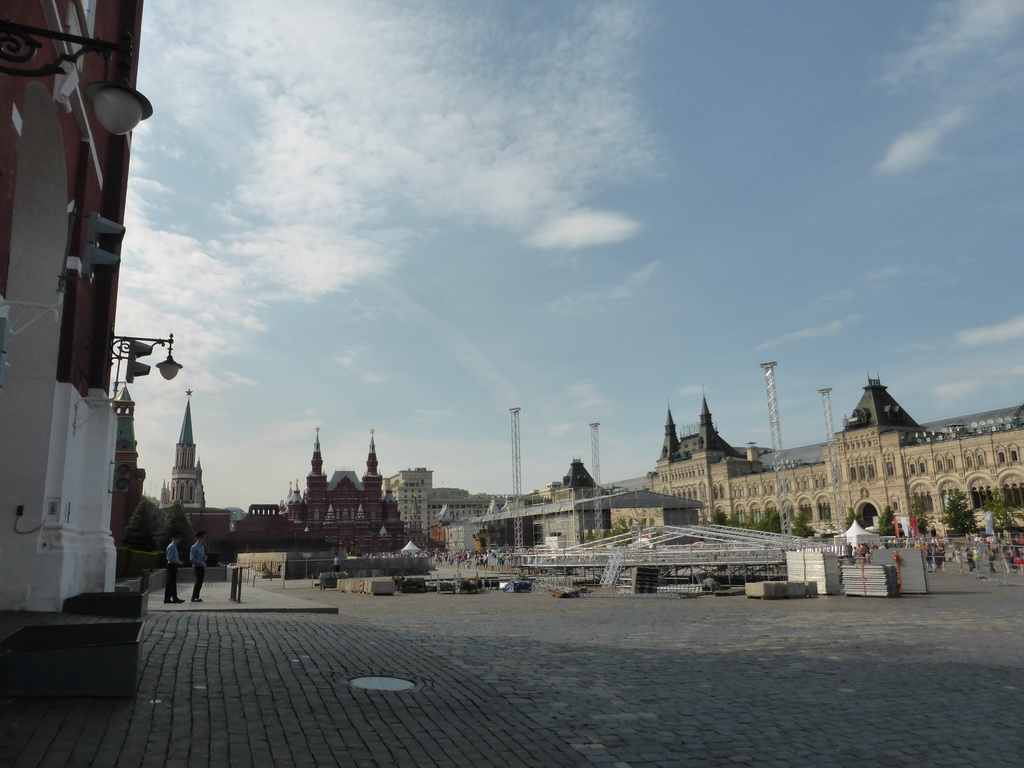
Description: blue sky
119,0,1024,510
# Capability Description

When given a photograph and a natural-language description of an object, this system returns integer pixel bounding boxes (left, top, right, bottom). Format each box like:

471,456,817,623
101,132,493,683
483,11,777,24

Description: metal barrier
227,564,248,602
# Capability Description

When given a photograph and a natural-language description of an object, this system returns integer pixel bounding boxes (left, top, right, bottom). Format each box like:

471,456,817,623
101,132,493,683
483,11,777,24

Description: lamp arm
0,19,131,78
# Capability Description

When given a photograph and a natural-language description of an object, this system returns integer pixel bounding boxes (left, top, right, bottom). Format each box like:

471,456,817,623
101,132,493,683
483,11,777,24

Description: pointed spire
365,429,379,477
311,427,324,476
662,405,681,459
178,397,194,445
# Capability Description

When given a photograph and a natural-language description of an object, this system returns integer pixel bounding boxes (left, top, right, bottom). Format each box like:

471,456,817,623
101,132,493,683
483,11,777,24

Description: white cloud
526,209,641,250
138,0,653,259
812,289,855,309
875,108,967,175
862,264,914,283
955,314,1024,346
567,381,610,412
884,0,1024,87
547,261,659,314
757,315,862,351
124,1,657,388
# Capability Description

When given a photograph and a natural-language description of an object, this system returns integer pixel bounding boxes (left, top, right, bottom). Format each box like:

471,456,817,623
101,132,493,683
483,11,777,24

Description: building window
935,460,943,472
1012,450,1019,462
948,458,955,471
858,466,865,481
919,463,926,474
886,461,894,476
998,452,1006,464
868,465,875,479
966,456,973,469
977,454,985,467
1008,484,1024,506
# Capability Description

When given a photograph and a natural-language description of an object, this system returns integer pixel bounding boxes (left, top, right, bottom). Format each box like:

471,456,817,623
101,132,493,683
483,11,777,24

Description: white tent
844,519,880,546
400,540,422,553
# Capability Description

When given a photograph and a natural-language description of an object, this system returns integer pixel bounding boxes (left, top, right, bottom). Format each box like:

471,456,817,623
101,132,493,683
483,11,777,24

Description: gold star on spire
185,389,193,398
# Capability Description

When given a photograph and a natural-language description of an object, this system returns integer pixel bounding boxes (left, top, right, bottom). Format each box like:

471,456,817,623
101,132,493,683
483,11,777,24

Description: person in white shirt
190,532,208,603
164,534,185,604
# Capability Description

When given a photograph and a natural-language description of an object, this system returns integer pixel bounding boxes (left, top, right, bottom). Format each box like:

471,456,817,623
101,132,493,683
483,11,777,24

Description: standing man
164,534,185,604
333,552,341,573
190,531,208,603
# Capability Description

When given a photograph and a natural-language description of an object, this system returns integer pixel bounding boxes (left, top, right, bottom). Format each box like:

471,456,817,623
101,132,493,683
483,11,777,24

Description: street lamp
0,19,152,134
110,333,183,390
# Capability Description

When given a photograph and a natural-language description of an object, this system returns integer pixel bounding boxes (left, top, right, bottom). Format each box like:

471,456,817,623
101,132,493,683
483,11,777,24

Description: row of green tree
874,490,1021,537
709,489,1021,537
120,499,196,553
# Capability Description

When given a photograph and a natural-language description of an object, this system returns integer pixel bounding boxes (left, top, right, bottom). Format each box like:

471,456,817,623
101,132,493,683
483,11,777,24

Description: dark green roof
178,399,194,445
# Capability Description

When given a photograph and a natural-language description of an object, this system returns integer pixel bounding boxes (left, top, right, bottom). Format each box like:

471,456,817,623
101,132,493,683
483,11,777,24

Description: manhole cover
350,676,416,691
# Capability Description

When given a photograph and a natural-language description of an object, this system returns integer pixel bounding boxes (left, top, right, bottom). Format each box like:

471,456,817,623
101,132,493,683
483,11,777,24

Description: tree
844,509,864,530
121,501,157,551
877,505,895,537
910,497,932,537
711,507,727,526
983,491,1020,534
157,501,195,548
760,507,782,533
791,508,815,537
941,489,976,535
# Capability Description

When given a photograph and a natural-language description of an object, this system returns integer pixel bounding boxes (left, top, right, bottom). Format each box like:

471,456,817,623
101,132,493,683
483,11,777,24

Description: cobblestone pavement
1,570,1022,767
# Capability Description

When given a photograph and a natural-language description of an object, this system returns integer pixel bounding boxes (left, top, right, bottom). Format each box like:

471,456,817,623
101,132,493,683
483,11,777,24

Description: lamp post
110,333,183,391
0,19,152,134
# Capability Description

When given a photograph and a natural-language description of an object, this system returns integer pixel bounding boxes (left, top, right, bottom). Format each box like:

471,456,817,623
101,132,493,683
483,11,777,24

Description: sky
118,0,1024,510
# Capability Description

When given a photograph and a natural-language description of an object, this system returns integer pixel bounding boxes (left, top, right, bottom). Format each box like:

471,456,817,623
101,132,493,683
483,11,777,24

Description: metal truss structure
761,362,792,535
819,388,847,534
524,524,810,592
510,407,523,551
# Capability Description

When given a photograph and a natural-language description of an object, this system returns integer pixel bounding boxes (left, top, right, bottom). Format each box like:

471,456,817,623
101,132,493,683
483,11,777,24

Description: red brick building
0,1,150,610
284,430,406,553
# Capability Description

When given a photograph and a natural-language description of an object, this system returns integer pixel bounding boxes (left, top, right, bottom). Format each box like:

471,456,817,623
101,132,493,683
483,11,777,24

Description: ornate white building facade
649,379,1024,534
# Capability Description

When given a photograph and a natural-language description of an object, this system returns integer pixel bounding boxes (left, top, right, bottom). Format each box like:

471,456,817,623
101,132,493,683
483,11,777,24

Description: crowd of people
852,537,1024,575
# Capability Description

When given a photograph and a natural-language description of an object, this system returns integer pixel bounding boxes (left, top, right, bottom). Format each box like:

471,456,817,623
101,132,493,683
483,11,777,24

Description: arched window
1007,484,1024,506
936,459,943,472
966,456,973,469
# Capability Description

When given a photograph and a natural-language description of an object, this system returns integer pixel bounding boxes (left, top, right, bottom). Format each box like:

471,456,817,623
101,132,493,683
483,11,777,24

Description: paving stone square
0,570,1022,766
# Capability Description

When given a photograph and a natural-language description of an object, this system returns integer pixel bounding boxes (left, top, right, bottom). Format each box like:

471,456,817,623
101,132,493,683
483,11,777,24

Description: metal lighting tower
588,422,601,544
510,407,523,550
761,362,792,536
818,388,847,535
